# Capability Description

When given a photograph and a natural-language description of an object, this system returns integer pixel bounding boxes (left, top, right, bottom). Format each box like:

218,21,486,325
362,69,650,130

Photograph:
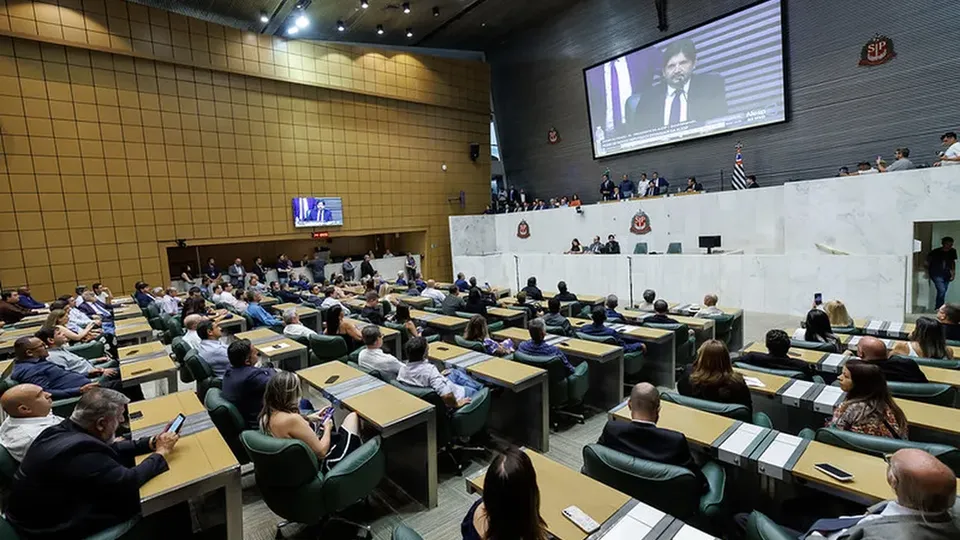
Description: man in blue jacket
222,339,275,429
15,287,45,310
12,336,142,401
578,307,646,353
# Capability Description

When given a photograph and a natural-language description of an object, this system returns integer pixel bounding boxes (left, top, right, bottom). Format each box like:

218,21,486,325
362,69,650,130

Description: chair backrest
666,242,682,254
239,430,327,522
733,361,809,380
815,427,960,475
702,314,735,344
581,444,701,519
545,325,568,337
65,341,104,360
890,354,960,370
633,242,648,254
513,350,588,407
390,380,451,446
165,316,184,340
643,322,690,352
321,436,386,514
887,381,957,407
661,391,752,423
184,349,216,400
0,515,21,540
0,444,19,489
449,387,492,439
831,325,859,335
307,334,349,364
171,336,190,363
575,332,618,345
454,335,485,353
204,388,250,465
790,338,840,352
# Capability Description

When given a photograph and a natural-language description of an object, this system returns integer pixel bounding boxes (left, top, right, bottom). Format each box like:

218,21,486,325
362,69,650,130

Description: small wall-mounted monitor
293,197,343,228
699,235,721,253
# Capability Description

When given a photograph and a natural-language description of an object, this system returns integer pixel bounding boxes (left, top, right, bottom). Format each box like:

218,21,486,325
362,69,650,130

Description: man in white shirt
0,383,63,461
420,280,446,308
182,314,203,349
935,131,960,167
196,319,229,378
695,294,724,318
320,287,350,315
248,275,268,295
158,287,181,316
397,337,481,410
282,309,318,341
91,282,113,304
212,283,247,312
36,326,115,378
358,325,403,377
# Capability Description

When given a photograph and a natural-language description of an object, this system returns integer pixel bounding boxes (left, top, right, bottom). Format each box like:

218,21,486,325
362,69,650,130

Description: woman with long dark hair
464,315,513,356
891,316,953,359
461,447,548,540
463,287,489,316
677,339,752,410
830,360,908,438
324,305,363,350
803,309,842,352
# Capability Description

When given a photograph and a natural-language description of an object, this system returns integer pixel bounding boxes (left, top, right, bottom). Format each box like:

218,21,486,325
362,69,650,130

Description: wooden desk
12,313,48,328
115,316,154,345
271,303,321,333
298,361,438,508
259,296,279,308
499,296,574,316
542,292,605,306
113,304,143,320
342,318,402,359
217,314,247,334
620,308,717,348
467,449,631,540
610,400,736,448
118,341,178,395
397,295,435,309
409,309,468,338
0,325,41,355
568,317,676,389
0,359,13,379
486,306,527,328
235,328,308,370
828,330,960,358
113,295,135,305
428,342,549,451
492,326,625,408
130,392,241,540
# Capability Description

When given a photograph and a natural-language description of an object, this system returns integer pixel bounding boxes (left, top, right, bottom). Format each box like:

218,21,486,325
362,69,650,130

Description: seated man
542,297,576,337
244,292,281,328
740,329,815,377
511,291,541,321
598,383,706,491
77,290,117,334
579,307,645,353
212,283,247,312
11,337,100,400
636,289,657,311
521,277,544,301
440,285,466,316
804,449,958,539
247,275,268,295
361,291,387,325
16,287,46,310
398,336,481,409
222,339,275,429
604,294,626,322
320,286,350,315
937,303,960,341
695,294,723,317
517,318,576,374
646,299,679,324
157,287,181,316
181,313,203,349
421,280,446,307
0,383,63,462
604,234,621,254
282,308,319,341
555,281,578,302
858,336,928,383
0,290,36,324
395,271,408,287
132,281,157,308
455,273,470,292
414,273,427,291
196,319,229,378
35,327,115,379
91,282,113,305
358,325,403,377
5,388,183,539
404,281,421,296
274,282,305,303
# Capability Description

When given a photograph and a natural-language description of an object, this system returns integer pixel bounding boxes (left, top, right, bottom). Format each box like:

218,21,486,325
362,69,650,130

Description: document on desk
743,376,765,388
668,524,717,540
714,422,768,467
756,432,808,480
792,329,806,340
598,500,672,540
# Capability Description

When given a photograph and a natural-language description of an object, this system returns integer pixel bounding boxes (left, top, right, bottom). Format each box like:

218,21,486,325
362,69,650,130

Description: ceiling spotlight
259,12,269,23
376,24,384,35
402,2,411,13
432,6,439,16
336,20,345,31
360,0,369,8
406,27,413,37
287,25,299,35
295,14,309,28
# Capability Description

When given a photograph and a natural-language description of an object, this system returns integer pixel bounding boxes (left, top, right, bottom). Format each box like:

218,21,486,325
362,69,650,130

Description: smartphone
562,505,600,534
815,463,854,482
165,413,186,435
325,375,340,385
814,292,823,306
129,410,144,420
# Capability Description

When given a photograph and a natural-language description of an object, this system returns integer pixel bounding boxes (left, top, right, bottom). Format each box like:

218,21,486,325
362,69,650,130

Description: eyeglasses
883,453,894,464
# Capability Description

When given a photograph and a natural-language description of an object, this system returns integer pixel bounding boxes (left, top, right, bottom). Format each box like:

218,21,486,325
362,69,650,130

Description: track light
360,0,369,8
337,20,345,31
259,12,269,23
406,28,413,37
376,24,384,35
432,6,439,16
402,2,411,13
295,14,309,28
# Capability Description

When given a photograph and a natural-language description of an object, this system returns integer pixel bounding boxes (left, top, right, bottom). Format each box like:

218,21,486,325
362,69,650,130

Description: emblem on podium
517,220,531,239
630,211,651,235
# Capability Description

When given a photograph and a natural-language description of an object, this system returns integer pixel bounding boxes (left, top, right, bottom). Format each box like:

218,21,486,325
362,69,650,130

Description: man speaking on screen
628,39,728,130
306,199,333,224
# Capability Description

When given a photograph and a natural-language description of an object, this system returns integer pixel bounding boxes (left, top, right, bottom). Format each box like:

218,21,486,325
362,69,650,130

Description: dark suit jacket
223,364,276,429
306,207,333,222
6,419,167,539
521,286,544,301
598,419,707,492
360,261,375,278
867,357,928,384
78,300,115,320
741,351,815,378
628,73,728,131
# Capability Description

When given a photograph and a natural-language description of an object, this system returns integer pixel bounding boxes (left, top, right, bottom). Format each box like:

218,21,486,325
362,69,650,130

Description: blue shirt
246,302,280,327
396,278,407,286
517,340,575,373
17,294,44,310
619,179,635,193
12,359,90,399
133,291,156,308
578,323,643,353
222,364,276,429
455,279,470,292
605,308,625,322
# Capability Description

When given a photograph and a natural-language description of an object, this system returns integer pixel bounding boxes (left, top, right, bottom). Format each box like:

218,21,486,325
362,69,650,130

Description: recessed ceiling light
402,2,411,13
360,0,369,8
295,14,309,28
376,24,384,35
406,28,413,37
337,20,345,31
287,26,299,35
259,12,269,23
432,6,439,16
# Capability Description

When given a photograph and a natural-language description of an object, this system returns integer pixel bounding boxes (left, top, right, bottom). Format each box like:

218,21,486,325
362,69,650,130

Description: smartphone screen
166,413,186,434
815,463,853,481
814,292,823,305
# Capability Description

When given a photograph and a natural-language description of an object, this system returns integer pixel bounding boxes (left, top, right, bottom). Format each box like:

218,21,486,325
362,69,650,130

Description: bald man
598,383,707,491
696,294,723,317
857,336,928,384
0,384,63,461
181,314,203,349
420,279,446,308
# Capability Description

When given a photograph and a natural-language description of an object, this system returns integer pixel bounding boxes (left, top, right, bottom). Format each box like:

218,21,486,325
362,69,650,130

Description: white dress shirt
398,362,465,400
66,308,93,333
46,348,95,374
321,296,350,315
663,80,691,126
695,306,724,318
182,329,201,350
213,292,246,312
420,287,446,307
943,142,960,166
603,58,633,131
196,338,230,378
283,323,318,341
0,413,64,461
159,295,180,316
358,348,404,377
95,292,110,304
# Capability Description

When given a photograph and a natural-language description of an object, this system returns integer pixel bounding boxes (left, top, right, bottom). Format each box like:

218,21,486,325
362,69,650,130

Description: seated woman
464,315,513,356
44,309,97,343
830,360,908,439
461,446,548,540
823,300,854,328
463,288,489,316
565,238,583,254
890,316,954,359
259,371,362,474
324,305,363,350
803,309,843,353
677,339,752,411
392,304,436,338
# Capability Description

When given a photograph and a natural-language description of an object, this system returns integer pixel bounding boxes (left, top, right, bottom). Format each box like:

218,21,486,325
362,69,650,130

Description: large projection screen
584,0,786,159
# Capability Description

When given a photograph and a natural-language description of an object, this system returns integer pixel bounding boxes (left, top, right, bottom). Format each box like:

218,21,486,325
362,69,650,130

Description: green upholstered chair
666,242,682,254
578,305,593,318
162,315,183,344
831,325,860,335
890,354,960,370
514,350,589,424
0,444,18,489
0,508,139,540
422,307,441,314
545,325,569,337
948,339,960,348
887,381,957,407
576,332,646,384
306,334,362,366
348,361,396,383
143,303,163,331
643,322,695,366
0,515,17,540
0,378,80,418
581,444,726,525
170,337,195,384
454,335,484,353
391,525,424,540
380,300,393,317
183,349,220,402
789,338,842,353
383,321,440,347
733,362,825,384
240,431,385,539
813,427,960,475
204,388,250,465
702,314,735,347
390,380,492,473
745,511,795,540
661,391,773,429
65,341,105,360
633,242,648,254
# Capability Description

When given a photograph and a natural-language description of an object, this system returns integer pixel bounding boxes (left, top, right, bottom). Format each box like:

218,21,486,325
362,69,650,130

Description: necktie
610,65,621,127
669,88,683,125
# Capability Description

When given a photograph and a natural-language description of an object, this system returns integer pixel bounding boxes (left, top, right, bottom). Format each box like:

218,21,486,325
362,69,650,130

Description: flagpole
719,168,724,192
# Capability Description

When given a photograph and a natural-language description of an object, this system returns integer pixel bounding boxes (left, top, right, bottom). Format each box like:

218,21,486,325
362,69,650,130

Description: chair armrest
746,511,796,540
812,374,825,385
698,460,726,517
425,334,441,343
84,516,141,540
798,428,816,440
52,396,82,418
752,412,773,429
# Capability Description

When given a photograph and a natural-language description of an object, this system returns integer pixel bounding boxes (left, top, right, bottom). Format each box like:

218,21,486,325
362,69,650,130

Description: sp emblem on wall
517,220,531,239
630,211,651,235
858,34,896,66
547,127,560,144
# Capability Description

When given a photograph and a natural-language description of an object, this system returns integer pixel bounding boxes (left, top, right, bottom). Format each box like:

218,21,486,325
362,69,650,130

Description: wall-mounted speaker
469,143,480,161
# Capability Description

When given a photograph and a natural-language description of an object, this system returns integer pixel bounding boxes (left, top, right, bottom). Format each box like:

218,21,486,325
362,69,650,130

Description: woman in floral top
464,315,514,356
829,360,908,438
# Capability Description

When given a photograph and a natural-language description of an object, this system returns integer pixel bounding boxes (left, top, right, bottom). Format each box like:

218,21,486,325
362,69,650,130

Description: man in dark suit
741,329,816,378
598,382,707,491
5,387,183,539
78,290,117,334
305,199,333,223
587,49,659,138
222,338,276,429
645,299,679,324
628,39,728,131
360,255,376,279
521,277,544,301
858,336,928,383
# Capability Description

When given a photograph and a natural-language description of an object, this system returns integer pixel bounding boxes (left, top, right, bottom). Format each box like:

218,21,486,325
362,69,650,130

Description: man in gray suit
812,448,958,539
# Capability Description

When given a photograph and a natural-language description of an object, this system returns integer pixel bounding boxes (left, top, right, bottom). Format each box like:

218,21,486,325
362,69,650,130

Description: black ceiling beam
263,0,298,35
413,0,490,46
